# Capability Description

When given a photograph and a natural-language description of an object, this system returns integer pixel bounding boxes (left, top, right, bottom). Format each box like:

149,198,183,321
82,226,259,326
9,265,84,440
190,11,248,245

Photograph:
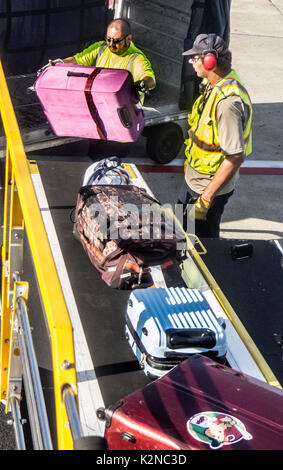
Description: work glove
134,79,150,95
189,195,211,221
36,58,64,76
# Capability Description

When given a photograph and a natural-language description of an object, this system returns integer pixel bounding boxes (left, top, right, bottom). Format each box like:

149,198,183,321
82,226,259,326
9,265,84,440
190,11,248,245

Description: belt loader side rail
0,61,101,450
8,281,52,449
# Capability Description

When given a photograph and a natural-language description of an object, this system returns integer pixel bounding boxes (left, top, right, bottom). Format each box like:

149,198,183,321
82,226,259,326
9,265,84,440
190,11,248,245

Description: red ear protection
203,52,217,70
203,34,217,70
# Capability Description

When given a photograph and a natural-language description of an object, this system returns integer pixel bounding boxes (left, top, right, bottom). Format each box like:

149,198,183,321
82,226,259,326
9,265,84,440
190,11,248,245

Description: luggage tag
150,265,167,288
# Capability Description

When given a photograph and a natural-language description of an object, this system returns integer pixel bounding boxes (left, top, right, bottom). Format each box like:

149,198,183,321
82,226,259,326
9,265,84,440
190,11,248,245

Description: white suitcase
125,287,227,378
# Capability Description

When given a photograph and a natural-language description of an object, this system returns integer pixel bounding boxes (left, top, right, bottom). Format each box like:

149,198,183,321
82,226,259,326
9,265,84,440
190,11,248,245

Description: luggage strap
84,68,107,140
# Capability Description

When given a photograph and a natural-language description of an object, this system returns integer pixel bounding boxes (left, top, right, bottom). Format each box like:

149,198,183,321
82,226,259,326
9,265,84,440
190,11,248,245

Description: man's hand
134,79,150,95
188,153,244,221
190,195,211,220
37,58,64,76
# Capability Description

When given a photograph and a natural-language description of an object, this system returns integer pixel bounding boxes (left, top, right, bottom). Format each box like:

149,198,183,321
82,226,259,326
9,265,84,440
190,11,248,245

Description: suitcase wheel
121,432,136,444
96,407,106,421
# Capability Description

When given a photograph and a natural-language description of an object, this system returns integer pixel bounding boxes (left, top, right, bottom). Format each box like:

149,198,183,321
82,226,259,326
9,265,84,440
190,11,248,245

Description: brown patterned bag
74,184,184,289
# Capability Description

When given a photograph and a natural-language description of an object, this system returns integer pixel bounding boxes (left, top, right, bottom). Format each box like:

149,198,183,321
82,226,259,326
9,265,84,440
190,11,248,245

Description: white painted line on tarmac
243,161,283,168
134,159,283,175
131,158,283,168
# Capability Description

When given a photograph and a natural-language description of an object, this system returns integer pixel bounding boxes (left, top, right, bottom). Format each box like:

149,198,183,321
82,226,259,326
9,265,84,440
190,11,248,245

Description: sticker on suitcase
187,412,253,449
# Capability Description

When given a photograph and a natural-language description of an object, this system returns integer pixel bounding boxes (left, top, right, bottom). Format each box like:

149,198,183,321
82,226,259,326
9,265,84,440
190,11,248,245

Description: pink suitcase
35,63,144,142
103,355,283,450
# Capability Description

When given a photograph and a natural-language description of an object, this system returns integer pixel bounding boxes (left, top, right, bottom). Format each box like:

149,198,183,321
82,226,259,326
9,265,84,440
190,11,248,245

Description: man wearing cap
179,33,252,238
63,18,155,102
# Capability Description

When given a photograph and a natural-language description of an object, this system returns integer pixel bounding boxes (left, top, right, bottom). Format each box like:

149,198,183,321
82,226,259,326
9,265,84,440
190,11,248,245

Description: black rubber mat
25,159,283,417
36,160,152,407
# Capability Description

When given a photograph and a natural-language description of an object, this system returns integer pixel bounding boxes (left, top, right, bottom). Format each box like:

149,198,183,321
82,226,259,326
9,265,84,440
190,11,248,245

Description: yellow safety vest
185,69,252,175
91,42,139,71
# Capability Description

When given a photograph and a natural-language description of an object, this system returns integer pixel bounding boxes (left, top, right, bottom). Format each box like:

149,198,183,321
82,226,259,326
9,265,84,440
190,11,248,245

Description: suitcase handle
117,106,133,128
67,71,91,78
167,329,216,349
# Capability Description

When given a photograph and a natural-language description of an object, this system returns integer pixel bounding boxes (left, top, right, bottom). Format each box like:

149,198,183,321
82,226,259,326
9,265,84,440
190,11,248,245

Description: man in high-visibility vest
63,18,155,101
178,33,252,238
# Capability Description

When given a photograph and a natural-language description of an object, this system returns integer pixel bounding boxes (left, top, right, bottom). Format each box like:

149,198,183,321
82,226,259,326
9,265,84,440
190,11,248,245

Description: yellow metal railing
0,61,77,449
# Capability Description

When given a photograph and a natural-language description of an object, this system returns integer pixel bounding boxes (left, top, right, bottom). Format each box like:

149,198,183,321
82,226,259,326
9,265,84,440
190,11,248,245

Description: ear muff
203,33,217,70
203,52,217,70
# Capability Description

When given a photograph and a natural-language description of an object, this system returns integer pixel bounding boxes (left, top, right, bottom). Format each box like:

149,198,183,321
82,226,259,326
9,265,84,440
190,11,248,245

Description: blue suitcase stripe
162,288,222,331
137,287,224,335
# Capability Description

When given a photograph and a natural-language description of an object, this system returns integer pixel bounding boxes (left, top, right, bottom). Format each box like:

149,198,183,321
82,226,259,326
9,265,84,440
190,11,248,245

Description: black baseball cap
182,33,228,57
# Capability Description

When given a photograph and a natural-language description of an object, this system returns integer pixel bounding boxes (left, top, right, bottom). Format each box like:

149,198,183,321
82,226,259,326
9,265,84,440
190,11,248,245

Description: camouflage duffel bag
74,184,185,289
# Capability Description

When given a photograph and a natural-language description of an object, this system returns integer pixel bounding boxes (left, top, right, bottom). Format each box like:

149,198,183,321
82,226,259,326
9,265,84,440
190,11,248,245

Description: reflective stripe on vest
92,43,108,66
186,70,252,175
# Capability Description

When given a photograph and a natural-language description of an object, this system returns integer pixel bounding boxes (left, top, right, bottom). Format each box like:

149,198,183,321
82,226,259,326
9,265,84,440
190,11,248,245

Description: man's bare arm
63,56,78,64
201,152,244,203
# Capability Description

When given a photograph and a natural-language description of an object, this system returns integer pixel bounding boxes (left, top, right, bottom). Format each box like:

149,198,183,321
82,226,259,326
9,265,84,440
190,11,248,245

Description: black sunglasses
105,34,128,45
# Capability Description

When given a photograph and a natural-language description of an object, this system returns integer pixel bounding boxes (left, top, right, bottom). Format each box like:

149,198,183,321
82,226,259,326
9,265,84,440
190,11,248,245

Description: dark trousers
178,181,233,238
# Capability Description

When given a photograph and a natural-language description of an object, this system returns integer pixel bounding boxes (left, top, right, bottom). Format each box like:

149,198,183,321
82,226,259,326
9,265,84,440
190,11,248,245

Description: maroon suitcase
103,355,283,450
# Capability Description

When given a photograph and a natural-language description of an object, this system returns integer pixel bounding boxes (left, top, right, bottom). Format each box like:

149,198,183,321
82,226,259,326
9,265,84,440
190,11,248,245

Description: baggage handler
63,18,156,101
178,34,252,238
